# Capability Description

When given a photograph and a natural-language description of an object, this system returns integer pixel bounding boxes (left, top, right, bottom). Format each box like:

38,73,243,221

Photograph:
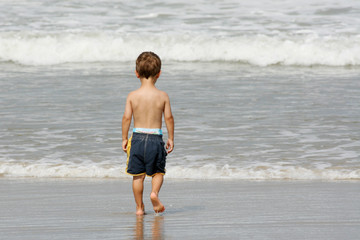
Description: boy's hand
122,139,128,153
166,139,174,154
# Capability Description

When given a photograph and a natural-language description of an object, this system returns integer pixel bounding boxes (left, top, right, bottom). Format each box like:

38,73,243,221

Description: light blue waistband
133,128,163,135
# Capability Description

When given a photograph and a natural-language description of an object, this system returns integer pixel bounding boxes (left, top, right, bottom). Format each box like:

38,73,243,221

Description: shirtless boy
122,52,174,215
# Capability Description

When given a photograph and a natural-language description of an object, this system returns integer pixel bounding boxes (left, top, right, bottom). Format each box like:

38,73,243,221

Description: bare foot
150,192,165,213
136,203,145,215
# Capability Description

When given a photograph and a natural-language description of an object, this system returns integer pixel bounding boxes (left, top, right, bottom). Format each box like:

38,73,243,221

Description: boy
122,52,174,215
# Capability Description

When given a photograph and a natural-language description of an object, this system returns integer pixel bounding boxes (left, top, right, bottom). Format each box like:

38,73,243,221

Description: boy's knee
152,173,164,178
133,174,145,181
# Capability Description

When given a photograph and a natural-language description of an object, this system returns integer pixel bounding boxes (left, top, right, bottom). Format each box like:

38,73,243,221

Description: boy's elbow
122,114,131,123
165,114,174,122
165,115,174,124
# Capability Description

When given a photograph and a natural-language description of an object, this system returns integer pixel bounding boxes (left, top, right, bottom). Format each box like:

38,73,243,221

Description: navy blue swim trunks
126,132,167,176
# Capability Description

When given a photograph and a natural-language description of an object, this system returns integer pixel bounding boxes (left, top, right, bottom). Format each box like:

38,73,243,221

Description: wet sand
0,178,359,240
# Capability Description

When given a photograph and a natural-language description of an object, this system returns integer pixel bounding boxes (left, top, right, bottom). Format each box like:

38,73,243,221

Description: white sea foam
1,162,359,180
1,32,360,66
0,162,126,178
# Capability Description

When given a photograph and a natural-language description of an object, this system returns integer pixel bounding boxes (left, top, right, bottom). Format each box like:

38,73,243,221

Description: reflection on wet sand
134,215,164,240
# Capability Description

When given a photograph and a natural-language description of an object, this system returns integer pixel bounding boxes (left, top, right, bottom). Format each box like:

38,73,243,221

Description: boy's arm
122,94,133,152
164,93,174,153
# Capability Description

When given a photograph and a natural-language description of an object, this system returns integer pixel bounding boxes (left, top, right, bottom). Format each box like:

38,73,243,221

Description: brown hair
136,52,161,79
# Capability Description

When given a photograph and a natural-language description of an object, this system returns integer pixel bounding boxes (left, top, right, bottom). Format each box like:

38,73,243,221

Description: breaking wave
1,32,360,66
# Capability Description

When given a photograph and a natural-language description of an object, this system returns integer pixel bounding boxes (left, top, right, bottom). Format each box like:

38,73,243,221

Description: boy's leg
150,173,165,213
133,174,146,215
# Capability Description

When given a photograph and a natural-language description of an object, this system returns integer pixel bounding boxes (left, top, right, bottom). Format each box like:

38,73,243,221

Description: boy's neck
140,77,157,88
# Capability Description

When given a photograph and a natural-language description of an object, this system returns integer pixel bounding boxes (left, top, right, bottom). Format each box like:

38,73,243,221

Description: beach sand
1,178,359,240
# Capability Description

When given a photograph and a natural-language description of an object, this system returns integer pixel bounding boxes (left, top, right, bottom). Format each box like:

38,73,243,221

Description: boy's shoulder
128,88,169,99
156,89,170,101
156,88,169,97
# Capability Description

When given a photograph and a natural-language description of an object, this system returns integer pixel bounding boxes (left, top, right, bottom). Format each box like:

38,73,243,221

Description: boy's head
136,52,161,80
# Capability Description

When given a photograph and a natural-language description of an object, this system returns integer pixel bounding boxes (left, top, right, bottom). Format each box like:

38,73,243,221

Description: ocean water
1,0,360,180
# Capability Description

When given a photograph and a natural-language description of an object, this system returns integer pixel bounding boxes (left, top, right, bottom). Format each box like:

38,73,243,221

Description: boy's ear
135,70,140,78
156,70,161,79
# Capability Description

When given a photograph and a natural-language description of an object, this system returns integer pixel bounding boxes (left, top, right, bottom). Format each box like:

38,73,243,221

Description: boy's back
129,86,170,129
